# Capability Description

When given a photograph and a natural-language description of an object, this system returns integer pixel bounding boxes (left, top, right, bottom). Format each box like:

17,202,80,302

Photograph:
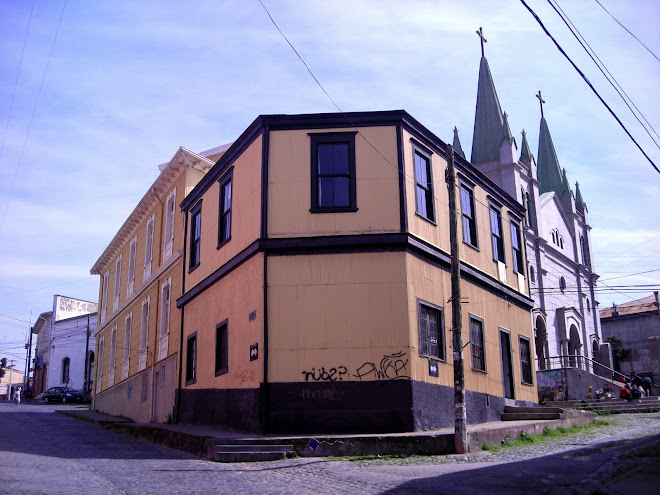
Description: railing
537,354,628,385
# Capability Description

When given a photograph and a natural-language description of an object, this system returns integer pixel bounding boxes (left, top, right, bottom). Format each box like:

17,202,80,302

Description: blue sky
1,0,659,372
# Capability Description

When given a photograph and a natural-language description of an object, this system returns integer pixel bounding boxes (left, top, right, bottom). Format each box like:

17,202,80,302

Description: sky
1,0,659,373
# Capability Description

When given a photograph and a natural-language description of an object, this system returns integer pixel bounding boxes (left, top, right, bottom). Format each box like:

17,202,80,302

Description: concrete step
505,406,563,414
502,412,562,421
213,442,295,462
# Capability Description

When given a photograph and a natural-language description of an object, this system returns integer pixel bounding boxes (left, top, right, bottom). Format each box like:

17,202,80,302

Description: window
510,220,524,274
139,297,149,371
529,265,536,284
123,312,131,380
460,184,478,248
185,332,197,385
109,325,117,386
586,297,591,313
96,336,104,394
164,189,176,259
61,357,70,384
310,132,357,212
470,316,486,371
418,300,444,360
158,278,171,361
144,215,154,279
413,147,435,222
580,235,591,269
101,272,109,322
489,207,505,263
189,202,202,270
559,276,566,293
215,320,228,376
218,174,232,247
519,336,533,385
113,255,122,311
525,191,535,229
127,236,137,296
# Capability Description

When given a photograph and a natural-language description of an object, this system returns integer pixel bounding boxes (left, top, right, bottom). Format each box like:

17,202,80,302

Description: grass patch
483,419,611,452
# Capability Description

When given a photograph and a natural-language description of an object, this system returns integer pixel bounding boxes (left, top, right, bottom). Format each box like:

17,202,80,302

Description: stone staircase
545,396,660,415
210,439,296,462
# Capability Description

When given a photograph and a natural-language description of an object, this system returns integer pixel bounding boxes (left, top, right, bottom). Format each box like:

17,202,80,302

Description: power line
548,0,659,146
600,267,660,282
519,0,659,174
592,0,660,64
0,0,68,231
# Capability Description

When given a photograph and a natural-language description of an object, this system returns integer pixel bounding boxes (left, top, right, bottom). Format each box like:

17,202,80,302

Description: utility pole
446,145,468,454
25,327,34,397
84,313,90,397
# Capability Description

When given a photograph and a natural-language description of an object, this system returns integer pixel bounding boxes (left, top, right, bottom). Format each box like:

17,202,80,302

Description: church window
559,276,566,292
62,357,70,384
586,298,591,313
413,147,435,222
559,236,564,249
460,184,478,248
489,207,505,263
580,235,591,269
529,265,535,284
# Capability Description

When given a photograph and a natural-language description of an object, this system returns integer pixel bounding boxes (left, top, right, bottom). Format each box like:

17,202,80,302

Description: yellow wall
182,253,264,390
268,126,400,237
268,252,410,383
185,136,263,289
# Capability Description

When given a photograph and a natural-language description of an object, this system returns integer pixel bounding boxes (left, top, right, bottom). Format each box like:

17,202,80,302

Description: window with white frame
127,236,137,296
139,296,149,371
101,272,109,322
109,325,117,386
113,255,122,311
144,215,154,279
96,336,104,394
510,219,524,274
489,206,505,263
122,312,132,380
164,189,176,259
158,278,171,361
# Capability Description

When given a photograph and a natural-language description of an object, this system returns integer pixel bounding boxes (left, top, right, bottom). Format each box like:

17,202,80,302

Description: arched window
559,276,566,292
586,298,591,313
62,357,70,384
559,236,564,249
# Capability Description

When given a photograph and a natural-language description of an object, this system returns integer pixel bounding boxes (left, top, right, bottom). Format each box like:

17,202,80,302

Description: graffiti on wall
300,351,410,383
537,369,568,403
234,369,256,384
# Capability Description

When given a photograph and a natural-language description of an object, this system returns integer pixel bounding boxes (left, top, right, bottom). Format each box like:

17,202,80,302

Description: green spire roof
575,181,586,210
537,117,568,198
471,56,506,164
453,127,466,159
502,112,513,143
520,129,534,162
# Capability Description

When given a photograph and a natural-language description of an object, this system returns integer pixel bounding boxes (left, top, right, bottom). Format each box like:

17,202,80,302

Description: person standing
13,387,21,404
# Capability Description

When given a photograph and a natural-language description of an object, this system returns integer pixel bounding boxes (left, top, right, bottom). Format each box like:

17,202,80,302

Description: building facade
600,293,660,386
462,49,606,390
90,146,226,423
176,111,537,434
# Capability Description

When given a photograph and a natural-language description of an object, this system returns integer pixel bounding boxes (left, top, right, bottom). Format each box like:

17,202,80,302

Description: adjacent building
32,296,97,396
90,146,226,422
460,45,607,398
600,292,660,386
175,110,537,434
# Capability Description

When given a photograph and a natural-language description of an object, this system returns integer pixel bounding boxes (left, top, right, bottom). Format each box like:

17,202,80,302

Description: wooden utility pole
446,145,468,454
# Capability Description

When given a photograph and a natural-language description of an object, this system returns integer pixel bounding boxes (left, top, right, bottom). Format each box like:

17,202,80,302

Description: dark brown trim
309,132,358,213
217,168,234,249
174,208,189,424
260,126,270,239
214,319,229,377
396,124,407,233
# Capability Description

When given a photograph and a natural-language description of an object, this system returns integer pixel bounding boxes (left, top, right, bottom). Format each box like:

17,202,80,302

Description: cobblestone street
1,402,658,494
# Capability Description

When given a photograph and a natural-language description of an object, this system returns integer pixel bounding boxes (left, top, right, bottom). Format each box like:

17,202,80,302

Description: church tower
467,29,606,395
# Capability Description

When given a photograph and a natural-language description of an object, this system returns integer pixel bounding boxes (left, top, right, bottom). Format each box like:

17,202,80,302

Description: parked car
43,387,83,403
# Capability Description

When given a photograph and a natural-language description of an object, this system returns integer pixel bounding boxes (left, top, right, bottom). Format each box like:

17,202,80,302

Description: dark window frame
460,183,479,249
309,132,358,213
412,143,435,223
510,218,524,274
185,332,197,385
217,170,233,249
189,201,203,272
62,357,70,384
469,315,486,372
417,299,445,361
215,319,229,377
489,205,505,264
519,335,533,385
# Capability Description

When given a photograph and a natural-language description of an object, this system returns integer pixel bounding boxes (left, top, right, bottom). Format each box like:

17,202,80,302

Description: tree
0,357,6,379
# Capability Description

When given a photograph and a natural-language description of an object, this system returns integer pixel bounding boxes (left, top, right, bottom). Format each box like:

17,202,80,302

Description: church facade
459,44,607,388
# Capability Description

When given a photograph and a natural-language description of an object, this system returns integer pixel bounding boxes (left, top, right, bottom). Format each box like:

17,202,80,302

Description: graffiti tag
353,351,410,381
301,366,348,382
234,369,256,384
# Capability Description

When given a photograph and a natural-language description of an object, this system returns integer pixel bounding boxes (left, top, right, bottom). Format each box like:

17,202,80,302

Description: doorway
500,330,515,399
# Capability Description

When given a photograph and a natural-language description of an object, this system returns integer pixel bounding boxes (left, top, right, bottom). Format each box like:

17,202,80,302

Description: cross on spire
536,90,546,119
476,27,487,57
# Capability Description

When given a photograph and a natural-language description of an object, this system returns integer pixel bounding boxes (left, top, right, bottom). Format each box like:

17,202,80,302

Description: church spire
520,129,534,163
502,112,513,143
575,181,586,211
453,127,466,159
471,28,506,164
536,94,567,198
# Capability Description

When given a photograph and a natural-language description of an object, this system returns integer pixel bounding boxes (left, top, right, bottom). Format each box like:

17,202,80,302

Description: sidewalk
56,405,597,460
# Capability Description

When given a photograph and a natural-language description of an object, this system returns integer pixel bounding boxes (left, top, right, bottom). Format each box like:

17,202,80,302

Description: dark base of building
178,380,536,434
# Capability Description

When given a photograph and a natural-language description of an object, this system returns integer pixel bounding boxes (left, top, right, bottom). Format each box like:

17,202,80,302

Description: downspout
260,125,270,432
175,209,189,424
